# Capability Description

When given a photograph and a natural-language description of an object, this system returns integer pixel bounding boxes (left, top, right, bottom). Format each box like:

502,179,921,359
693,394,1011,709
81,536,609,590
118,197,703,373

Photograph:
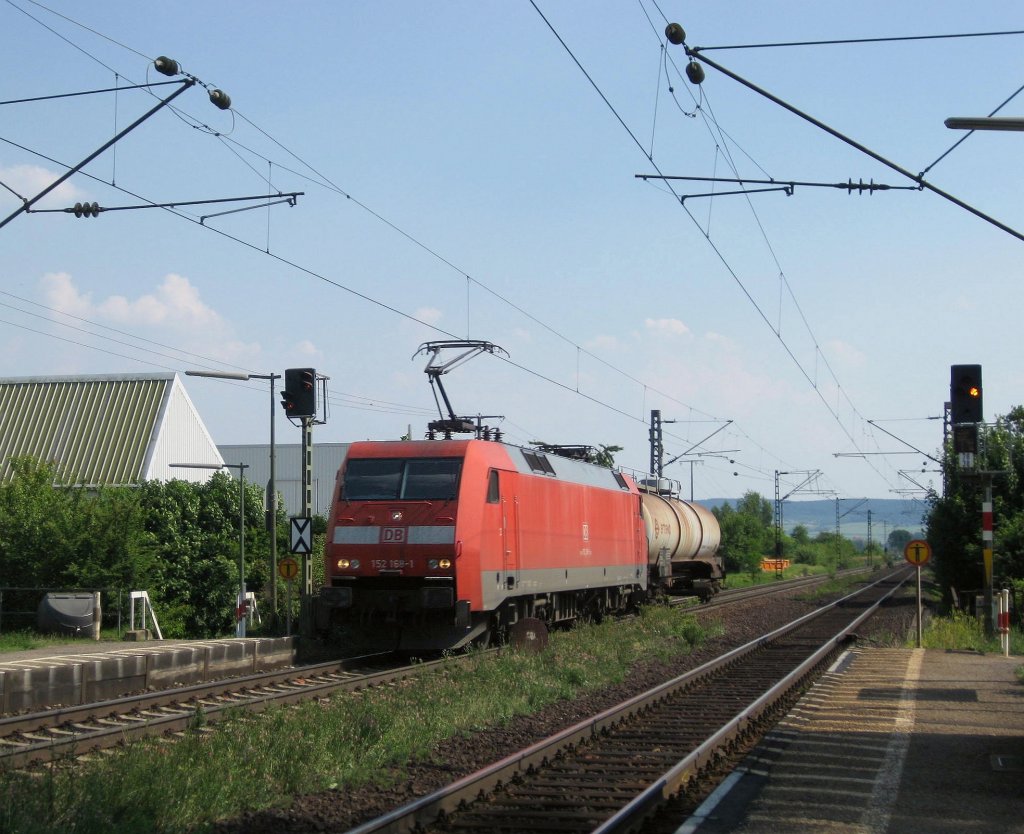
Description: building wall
146,377,224,482
217,443,350,518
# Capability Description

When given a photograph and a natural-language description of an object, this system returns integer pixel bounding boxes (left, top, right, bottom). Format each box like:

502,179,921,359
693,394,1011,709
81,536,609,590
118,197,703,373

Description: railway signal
281,367,317,417
950,364,983,424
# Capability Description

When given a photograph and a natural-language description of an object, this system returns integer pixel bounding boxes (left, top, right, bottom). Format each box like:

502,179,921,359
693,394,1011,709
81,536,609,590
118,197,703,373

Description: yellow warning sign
904,539,931,567
278,557,299,581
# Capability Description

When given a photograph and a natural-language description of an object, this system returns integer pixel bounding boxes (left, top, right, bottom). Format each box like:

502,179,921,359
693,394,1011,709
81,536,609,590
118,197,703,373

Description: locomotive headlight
350,559,360,569
336,559,350,569
439,558,451,569
428,559,439,570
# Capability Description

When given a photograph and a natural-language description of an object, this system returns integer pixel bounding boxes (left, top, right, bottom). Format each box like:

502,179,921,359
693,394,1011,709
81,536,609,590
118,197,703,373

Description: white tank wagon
639,482,723,600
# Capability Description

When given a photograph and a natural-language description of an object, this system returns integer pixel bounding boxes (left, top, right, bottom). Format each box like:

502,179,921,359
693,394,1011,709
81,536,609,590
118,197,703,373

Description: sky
1,1,1022,523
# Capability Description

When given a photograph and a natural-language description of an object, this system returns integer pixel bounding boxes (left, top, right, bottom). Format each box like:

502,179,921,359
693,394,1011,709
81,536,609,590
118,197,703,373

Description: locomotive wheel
509,617,548,653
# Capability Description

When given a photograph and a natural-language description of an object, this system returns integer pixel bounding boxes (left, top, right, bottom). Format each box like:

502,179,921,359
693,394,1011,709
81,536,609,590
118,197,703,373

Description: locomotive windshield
341,458,462,501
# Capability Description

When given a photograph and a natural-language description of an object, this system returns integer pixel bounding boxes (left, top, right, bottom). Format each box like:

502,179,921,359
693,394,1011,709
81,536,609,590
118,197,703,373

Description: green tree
814,530,856,570
714,492,774,578
0,457,154,591
736,491,773,527
592,444,623,469
0,457,285,639
926,404,1024,609
138,473,270,638
887,528,914,556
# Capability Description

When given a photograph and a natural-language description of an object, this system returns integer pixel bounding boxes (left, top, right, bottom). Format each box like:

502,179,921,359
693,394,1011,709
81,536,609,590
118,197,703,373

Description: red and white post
997,589,1010,657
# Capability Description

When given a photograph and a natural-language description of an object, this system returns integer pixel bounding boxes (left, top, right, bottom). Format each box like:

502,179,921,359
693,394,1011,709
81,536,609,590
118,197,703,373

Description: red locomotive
315,438,723,652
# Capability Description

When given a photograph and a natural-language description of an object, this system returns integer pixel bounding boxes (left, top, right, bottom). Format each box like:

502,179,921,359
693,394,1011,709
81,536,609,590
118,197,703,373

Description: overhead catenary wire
682,43,1024,243
0,1,935,491
650,16,897,491
0,3,843,485
0,305,435,420
0,78,179,106
0,0,744,441
918,78,1024,177
0,3,732,430
688,28,1024,52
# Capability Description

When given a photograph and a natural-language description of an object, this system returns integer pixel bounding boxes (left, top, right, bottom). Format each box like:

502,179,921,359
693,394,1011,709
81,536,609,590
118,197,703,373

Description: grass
0,604,719,834
724,565,868,601
0,630,122,653
915,610,1024,683
723,561,838,590
918,609,1024,655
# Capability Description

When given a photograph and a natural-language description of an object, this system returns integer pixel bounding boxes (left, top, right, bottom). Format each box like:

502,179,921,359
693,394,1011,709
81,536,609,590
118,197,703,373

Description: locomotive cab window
486,469,500,504
404,459,462,500
342,458,462,501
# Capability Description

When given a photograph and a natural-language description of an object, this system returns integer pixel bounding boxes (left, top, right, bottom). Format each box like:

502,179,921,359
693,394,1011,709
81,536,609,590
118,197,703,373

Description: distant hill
701,497,927,543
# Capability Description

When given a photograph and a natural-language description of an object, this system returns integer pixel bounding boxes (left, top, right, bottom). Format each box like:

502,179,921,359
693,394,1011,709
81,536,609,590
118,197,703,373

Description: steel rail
593,570,908,833
344,568,910,834
677,565,870,611
0,650,490,768
0,568,874,771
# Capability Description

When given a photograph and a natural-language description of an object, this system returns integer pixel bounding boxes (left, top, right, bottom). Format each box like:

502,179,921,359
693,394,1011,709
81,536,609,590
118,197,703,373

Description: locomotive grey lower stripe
408,526,455,544
333,527,380,544
332,526,455,545
481,565,647,609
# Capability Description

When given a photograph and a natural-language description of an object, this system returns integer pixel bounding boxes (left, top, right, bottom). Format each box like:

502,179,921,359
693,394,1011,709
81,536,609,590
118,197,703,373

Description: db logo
382,527,406,543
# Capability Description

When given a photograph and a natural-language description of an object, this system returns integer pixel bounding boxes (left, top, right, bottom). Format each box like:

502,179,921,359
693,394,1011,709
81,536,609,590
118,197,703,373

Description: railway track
0,651,475,769
345,567,912,834
693,566,868,610
0,568,873,771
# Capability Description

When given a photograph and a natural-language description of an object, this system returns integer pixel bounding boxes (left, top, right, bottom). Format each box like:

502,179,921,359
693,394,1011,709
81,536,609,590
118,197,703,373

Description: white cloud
412,306,443,326
35,271,260,367
43,271,224,331
824,338,866,368
0,164,86,208
586,334,620,352
703,331,737,350
644,317,691,338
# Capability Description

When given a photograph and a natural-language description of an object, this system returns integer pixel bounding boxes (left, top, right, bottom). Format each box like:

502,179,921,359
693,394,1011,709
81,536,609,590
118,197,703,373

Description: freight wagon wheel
509,617,548,653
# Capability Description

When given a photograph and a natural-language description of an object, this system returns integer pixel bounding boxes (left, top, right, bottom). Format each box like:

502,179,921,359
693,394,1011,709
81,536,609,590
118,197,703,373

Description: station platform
686,647,1024,833
0,636,296,714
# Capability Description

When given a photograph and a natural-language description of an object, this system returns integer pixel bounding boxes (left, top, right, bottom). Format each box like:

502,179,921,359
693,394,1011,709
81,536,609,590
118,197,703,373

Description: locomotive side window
403,459,462,500
522,450,556,476
486,469,500,503
342,458,462,500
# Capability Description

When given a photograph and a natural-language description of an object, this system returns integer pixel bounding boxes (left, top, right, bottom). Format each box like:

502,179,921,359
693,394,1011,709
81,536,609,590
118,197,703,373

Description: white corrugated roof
0,373,222,485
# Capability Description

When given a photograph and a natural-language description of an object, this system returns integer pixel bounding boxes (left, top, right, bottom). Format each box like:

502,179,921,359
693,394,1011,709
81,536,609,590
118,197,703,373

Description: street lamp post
170,462,249,636
185,370,281,620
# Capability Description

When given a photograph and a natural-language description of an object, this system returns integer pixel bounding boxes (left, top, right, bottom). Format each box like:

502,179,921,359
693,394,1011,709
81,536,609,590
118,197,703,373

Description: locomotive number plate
372,559,414,570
